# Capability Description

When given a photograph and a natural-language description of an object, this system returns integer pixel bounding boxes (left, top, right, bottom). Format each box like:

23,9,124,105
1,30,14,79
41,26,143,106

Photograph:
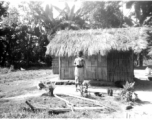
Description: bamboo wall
52,57,59,74
59,55,107,80
107,50,134,82
53,50,134,82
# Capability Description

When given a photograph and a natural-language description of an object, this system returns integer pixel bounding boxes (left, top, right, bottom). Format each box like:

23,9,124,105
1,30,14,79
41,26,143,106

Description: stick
62,93,116,111
25,101,35,112
25,100,71,113
74,107,103,110
54,94,74,112
54,94,73,106
63,93,102,106
25,101,103,112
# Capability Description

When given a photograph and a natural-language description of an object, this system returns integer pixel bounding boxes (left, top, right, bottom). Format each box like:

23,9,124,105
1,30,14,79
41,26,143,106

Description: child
74,51,85,91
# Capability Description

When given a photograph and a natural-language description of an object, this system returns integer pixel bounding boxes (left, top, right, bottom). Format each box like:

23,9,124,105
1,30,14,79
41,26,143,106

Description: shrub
47,82,56,97
80,81,90,97
120,81,135,102
37,81,56,97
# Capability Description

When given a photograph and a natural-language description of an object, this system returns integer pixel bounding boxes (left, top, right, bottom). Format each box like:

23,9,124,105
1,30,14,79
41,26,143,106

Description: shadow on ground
134,64,152,70
26,66,52,70
135,100,151,105
134,78,152,91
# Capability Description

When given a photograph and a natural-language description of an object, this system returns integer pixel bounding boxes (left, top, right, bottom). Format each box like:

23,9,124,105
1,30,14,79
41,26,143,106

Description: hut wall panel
60,68,74,79
86,60,91,67
107,50,134,82
97,68,102,79
91,67,96,79
52,57,59,74
95,67,107,80
85,67,93,79
91,55,98,66
64,68,69,78
103,67,107,80
69,67,74,79
61,58,68,67
60,55,108,80
60,68,65,79
60,51,133,82
97,55,107,67
68,58,73,66
84,69,87,78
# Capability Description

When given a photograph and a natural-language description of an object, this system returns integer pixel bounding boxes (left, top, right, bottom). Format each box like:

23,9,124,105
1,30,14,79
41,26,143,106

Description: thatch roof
46,27,149,57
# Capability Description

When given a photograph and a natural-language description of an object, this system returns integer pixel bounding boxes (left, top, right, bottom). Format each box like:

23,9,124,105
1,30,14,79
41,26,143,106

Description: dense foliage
125,1,152,66
0,1,152,68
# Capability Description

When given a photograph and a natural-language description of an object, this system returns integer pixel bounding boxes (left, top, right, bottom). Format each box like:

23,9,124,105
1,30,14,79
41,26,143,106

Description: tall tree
0,1,8,20
23,1,61,37
81,1,133,28
1,7,24,66
126,1,152,66
53,2,88,30
81,1,121,28
0,1,9,66
0,2,51,67
126,1,152,26
18,1,51,67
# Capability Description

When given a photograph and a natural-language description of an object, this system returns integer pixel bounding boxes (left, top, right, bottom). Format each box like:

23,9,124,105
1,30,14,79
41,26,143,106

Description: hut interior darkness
46,28,149,82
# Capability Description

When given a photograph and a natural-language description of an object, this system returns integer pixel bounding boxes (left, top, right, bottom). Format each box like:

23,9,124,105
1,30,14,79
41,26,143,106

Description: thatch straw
46,27,149,57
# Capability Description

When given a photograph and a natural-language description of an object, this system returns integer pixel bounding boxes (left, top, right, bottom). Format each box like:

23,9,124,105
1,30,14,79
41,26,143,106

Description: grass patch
4,86,37,98
0,67,9,74
0,94,119,118
1,67,152,118
0,68,53,83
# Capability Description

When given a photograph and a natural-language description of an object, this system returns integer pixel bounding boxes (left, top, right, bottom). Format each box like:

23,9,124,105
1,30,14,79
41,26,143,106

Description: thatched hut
46,27,148,82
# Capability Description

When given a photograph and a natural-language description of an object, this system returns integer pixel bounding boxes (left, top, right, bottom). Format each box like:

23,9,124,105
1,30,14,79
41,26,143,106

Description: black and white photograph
0,0,152,118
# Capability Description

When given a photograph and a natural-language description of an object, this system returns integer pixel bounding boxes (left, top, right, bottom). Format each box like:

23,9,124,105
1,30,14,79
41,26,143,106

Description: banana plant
31,3,61,34
53,2,88,30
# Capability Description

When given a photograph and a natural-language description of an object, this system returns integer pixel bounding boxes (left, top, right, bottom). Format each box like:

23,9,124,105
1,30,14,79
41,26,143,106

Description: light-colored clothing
75,68,84,84
74,57,85,85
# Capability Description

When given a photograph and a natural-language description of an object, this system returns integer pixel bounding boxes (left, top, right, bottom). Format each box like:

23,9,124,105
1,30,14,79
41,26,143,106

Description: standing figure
74,51,85,91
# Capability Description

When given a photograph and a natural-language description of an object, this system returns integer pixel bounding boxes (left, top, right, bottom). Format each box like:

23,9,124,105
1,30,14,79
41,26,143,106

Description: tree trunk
25,50,30,67
1,53,6,67
139,54,143,67
137,53,143,67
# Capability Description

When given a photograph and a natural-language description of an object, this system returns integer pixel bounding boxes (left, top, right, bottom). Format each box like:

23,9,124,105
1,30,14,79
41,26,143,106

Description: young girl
74,51,85,91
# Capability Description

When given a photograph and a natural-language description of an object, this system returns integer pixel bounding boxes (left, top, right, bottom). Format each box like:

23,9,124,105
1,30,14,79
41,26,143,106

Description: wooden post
59,56,61,79
52,56,59,74
107,53,109,82
107,89,113,96
105,54,108,81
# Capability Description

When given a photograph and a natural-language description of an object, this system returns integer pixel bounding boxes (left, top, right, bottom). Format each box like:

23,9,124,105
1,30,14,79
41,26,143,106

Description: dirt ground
0,67,152,118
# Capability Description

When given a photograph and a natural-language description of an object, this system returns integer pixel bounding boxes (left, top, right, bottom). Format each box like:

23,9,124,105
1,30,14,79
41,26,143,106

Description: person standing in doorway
74,51,85,91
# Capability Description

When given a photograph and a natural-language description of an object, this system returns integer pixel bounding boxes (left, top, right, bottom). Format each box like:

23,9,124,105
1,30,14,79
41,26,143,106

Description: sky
7,0,83,18
8,0,82,9
7,0,134,18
